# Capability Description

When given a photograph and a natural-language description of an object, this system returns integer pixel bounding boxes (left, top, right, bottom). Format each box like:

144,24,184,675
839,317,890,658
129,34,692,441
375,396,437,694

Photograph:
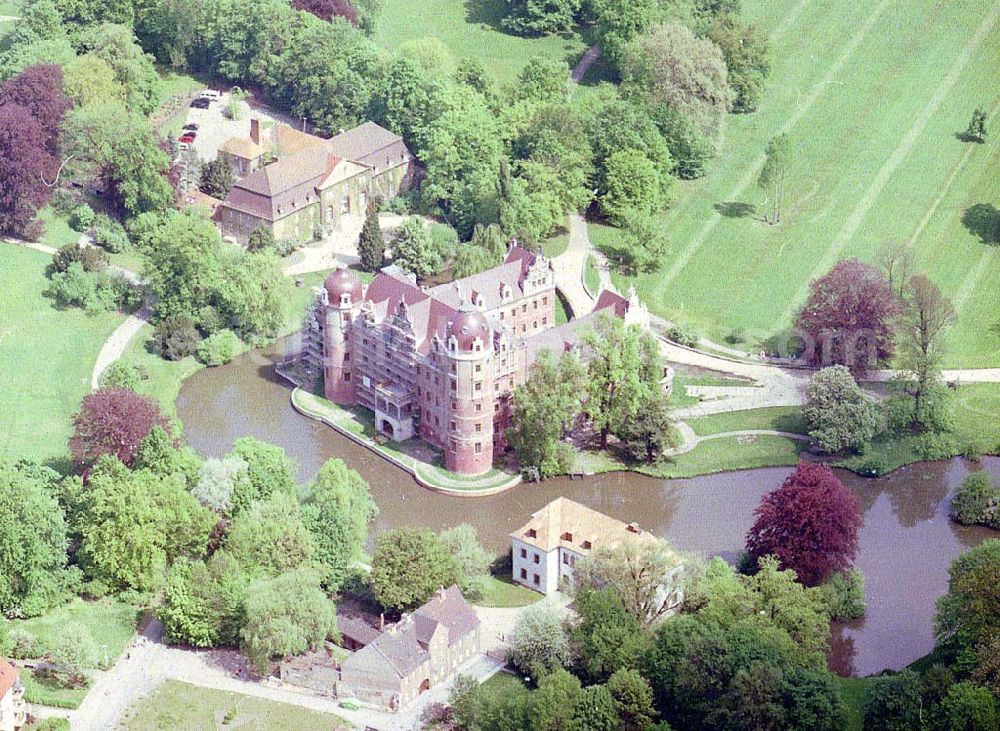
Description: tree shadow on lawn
961,203,1000,244
714,201,757,219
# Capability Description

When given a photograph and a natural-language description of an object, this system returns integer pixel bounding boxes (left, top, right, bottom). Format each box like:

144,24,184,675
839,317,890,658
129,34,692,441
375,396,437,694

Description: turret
322,265,362,403
443,305,494,475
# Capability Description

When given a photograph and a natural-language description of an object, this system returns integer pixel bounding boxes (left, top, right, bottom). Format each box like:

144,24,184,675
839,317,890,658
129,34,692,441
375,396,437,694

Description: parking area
178,91,289,163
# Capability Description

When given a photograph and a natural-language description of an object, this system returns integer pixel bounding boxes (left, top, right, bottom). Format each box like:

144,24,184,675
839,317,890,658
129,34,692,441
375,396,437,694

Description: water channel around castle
176,341,997,678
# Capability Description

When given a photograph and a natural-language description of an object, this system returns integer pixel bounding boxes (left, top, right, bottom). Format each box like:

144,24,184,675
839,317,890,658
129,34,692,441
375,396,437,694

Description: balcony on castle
373,382,415,442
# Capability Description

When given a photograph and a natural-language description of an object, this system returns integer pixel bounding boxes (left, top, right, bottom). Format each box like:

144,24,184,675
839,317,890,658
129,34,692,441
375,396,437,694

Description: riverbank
291,388,522,495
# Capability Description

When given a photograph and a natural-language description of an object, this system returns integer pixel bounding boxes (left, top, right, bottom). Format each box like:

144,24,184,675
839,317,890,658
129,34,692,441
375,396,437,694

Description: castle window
475,403,482,413
344,372,351,381
451,363,457,374
450,381,456,392
475,382,482,392
475,422,482,432
520,568,527,579
543,296,548,306
533,553,540,564
533,300,538,309
509,379,514,388
450,421,456,431
451,401,457,409
344,353,350,362
521,324,526,333
533,321,537,329
475,364,481,373
494,402,500,412
542,317,547,326
533,574,540,586
520,548,527,559
522,304,527,313
475,442,482,454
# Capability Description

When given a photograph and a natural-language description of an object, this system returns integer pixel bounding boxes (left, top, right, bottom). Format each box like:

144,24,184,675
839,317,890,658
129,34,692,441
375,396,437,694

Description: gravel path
570,45,601,84
90,306,151,390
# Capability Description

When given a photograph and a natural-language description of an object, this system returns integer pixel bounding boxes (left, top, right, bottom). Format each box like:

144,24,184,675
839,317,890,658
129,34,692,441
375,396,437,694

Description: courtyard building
216,119,414,246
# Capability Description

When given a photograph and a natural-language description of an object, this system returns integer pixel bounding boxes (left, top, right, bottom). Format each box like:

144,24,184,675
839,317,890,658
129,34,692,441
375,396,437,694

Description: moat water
176,341,998,677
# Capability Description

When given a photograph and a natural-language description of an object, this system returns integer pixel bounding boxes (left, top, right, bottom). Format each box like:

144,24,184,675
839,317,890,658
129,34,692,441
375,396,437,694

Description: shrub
380,196,409,215
914,432,956,461
950,472,999,528
51,244,108,274
963,441,985,462
92,220,130,253
197,329,241,366
99,361,146,391
48,622,98,686
819,569,866,620
275,237,303,256
70,204,95,232
9,628,41,659
247,226,275,253
23,219,45,242
666,324,699,348
50,189,77,216
153,316,202,360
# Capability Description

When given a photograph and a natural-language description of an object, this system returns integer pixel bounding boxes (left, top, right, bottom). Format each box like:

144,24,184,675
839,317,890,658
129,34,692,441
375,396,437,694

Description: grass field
11,598,140,667
475,574,543,608
600,0,1000,368
373,0,589,84
686,406,807,437
0,247,125,465
119,681,349,730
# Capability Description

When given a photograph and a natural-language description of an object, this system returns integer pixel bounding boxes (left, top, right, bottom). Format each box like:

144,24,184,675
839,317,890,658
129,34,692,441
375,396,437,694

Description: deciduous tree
510,603,571,678
225,492,315,577
757,133,790,224
803,366,883,454
240,569,337,672
0,104,54,235
935,539,1000,674
795,258,899,376
576,539,687,627
301,458,378,590
0,460,68,617
0,64,71,156
745,462,863,587
228,437,297,516
370,528,459,611
897,275,956,432
70,387,169,470
198,156,234,198
292,0,357,24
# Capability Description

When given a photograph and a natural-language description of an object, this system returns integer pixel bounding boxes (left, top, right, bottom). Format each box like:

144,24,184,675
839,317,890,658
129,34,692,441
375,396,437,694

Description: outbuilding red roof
0,660,19,698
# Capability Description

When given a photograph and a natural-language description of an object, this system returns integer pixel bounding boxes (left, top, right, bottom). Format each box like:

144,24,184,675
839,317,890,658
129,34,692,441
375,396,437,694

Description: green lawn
19,668,91,710
12,598,141,668
835,676,870,731
599,0,1000,367
475,575,543,608
686,406,807,437
583,254,600,296
119,680,350,730
36,207,81,248
373,0,589,84
0,246,125,464
576,433,807,479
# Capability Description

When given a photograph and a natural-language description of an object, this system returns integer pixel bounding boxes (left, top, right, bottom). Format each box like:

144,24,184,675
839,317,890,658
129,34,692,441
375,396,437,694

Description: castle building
298,246,643,475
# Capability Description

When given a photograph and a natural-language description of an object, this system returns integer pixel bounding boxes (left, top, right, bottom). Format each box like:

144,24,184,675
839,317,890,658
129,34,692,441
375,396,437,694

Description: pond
176,341,997,677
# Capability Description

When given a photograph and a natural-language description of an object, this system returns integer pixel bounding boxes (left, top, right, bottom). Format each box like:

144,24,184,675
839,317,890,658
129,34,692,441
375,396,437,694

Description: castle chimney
250,118,261,145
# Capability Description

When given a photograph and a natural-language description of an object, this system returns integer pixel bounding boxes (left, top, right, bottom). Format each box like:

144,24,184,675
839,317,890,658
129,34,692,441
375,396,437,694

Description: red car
179,132,196,144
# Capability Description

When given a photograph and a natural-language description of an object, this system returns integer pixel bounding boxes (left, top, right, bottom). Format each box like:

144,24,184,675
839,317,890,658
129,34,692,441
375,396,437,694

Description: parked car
199,89,221,101
182,123,199,131
179,133,196,144
338,698,361,711
189,98,210,109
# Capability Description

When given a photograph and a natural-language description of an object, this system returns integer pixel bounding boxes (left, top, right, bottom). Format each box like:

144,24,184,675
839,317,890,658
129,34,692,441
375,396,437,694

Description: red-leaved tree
0,64,71,156
292,0,357,23
70,388,169,471
0,104,56,235
745,462,863,586
795,258,899,376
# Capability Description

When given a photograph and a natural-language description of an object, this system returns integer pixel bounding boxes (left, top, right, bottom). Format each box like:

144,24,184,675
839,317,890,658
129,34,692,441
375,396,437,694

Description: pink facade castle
299,246,636,475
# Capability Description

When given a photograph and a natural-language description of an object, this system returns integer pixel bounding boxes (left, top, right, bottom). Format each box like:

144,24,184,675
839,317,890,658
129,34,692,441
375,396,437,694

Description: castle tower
322,265,362,404
444,305,494,475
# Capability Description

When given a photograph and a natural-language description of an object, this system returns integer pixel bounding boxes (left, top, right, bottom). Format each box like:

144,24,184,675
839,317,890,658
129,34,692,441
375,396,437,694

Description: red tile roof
0,659,19,698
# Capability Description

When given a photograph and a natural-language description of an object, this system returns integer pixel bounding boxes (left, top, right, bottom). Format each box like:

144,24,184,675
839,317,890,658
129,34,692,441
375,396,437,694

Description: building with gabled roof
336,586,481,711
0,660,25,731
293,244,642,475
216,119,413,246
511,497,663,595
